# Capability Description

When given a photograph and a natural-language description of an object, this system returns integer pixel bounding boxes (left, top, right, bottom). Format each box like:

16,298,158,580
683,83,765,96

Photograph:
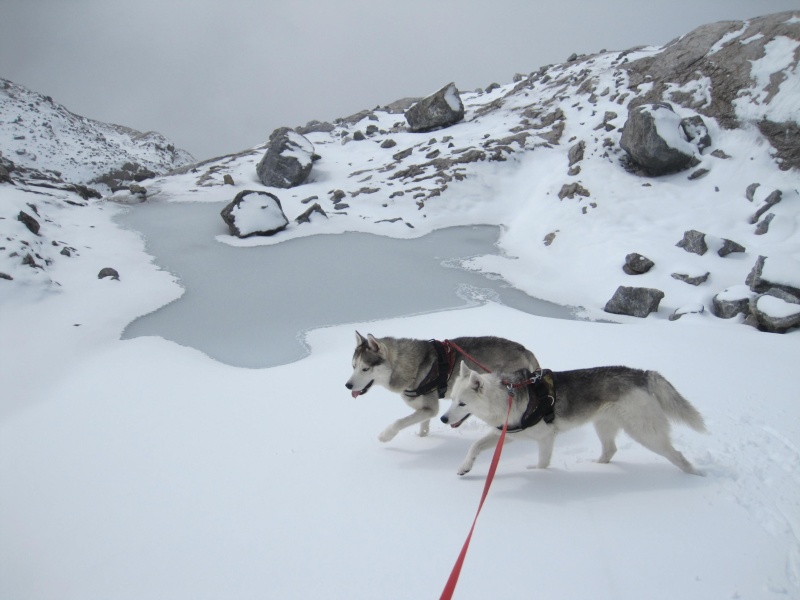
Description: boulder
220,190,288,238
676,229,707,255
619,103,697,175
680,115,712,153
623,253,654,275
604,286,665,318
671,271,710,286
17,210,40,235
404,83,465,133
711,285,753,319
748,288,800,333
295,202,327,225
718,238,746,257
746,255,800,297
256,127,315,188
98,267,120,280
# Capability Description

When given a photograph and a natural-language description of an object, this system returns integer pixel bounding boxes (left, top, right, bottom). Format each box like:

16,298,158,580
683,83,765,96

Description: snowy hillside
0,77,193,191
1,11,799,600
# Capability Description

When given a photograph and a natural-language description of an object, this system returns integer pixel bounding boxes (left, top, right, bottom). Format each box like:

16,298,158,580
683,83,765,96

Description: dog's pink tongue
351,390,361,398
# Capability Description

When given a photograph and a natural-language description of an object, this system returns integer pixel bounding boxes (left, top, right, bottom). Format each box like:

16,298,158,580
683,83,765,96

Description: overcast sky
2,0,797,161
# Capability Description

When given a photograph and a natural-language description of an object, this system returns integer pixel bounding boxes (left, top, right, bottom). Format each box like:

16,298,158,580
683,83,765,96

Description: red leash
439,390,513,600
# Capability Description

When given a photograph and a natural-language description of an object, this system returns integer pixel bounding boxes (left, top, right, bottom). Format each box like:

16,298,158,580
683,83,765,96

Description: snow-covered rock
255,127,315,189
220,190,289,238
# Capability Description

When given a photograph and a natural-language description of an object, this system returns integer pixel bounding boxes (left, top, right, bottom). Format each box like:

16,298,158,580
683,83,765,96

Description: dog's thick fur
442,362,706,475
346,332,539,442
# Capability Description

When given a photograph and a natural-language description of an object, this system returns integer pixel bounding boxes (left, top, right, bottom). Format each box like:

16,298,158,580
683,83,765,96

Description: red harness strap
439,390,513,600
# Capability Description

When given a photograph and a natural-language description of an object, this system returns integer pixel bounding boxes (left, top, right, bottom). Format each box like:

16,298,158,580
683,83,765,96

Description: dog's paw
457,463,473,476
378,428,397,443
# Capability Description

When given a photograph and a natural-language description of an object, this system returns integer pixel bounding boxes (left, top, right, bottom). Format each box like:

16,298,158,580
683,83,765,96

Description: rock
568,141,585,166
0,164,12,184
755,213,775,235
604,286,665,318
295,120,335,135
393,148,413,161
404,82,465,133
98,267,120,280
129,183,147,198
746,255,800,297
749,288,800,333
295,202,327,225
0,272,12,281
749,189,782,224
256,127,315,188
17,210,40,235
711,285,753,319
543,232,557,246
745,183,760,201
223,174,235,185
619,103,697,175
380,139,397,149
718,238,746,257
669,303,705,321
220,190,289,238
671,271,710,286
680,115,712,153
558,182,590,199
623,253,654,275
676,229,707,255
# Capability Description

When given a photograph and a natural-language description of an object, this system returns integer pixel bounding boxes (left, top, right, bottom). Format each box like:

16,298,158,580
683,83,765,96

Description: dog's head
440,362,485,428
345,331,391,398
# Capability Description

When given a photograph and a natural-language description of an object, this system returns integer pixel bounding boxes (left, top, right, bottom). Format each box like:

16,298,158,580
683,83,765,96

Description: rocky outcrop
256,128,315,189
220,190,289,238
404,83,465,133
604,286,665,318
622,11,800,169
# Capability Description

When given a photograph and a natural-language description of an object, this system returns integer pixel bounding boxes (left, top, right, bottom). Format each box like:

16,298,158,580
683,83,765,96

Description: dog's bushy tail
648,371,707,432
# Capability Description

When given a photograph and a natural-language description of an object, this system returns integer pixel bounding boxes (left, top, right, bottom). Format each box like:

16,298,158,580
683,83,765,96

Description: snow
735,36,800,123
230,194,288,236
444,83,462,112
2,18,800,600
648,104,697,156
757,294,800,318
762,256,800,290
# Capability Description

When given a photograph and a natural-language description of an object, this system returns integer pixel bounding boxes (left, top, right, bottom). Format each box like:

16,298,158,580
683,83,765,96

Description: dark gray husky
346,332,539,442
442,362,706,475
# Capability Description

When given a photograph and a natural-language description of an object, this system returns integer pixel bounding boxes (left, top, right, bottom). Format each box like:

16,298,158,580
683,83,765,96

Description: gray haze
2,0,797,161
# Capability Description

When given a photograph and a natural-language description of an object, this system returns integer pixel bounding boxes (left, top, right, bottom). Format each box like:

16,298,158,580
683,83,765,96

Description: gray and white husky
346,332,539,442
442,362,706,475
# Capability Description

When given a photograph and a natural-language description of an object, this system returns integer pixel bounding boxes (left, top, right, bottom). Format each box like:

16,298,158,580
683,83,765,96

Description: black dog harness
404,340,457,399
501,368,557,432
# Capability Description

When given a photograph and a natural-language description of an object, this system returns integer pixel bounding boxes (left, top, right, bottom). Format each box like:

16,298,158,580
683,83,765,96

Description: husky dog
346,332,539,442
442,362,706,475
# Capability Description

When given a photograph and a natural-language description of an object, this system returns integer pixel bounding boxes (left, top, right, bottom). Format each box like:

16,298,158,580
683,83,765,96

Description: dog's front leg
458,431,504,476
379,406,437,442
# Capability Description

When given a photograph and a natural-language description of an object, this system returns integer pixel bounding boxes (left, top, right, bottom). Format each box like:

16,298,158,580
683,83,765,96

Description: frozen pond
117,201,580,368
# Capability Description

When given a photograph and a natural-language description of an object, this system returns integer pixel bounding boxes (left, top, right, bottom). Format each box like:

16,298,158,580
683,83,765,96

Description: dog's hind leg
623,423,703,475
594,419,620,464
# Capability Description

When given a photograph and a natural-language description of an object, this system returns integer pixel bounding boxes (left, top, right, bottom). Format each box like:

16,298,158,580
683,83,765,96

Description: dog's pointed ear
366,333,384,355
355,331,367,347
459,361,471,378
469,371,483,393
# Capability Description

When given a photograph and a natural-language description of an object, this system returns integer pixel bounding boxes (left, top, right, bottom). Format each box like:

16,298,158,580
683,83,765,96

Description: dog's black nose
345,382,353,390
440,415,448,424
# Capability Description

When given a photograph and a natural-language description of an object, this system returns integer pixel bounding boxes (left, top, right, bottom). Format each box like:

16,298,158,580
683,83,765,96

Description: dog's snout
345,382,353,390
440,415,449,424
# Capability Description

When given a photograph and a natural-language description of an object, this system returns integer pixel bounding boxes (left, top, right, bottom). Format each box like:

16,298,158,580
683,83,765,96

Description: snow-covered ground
2,13,799,600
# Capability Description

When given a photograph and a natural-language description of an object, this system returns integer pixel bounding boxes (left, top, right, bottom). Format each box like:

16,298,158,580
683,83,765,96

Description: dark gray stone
718,238,746,257
604,286,665,318
755,213,775,235
404,83,465,133
671,272,710,286
568,141,585,166
17,211,40,235
749,189,782,224
711,289,752,319
620,103,696,175
676,230,708,255
680,115,712,152
98,267,120,280
749,288,800,333
295,203,327,225
746,255,800,297
220,190,288,238
256,127,315,189
623,253,654,275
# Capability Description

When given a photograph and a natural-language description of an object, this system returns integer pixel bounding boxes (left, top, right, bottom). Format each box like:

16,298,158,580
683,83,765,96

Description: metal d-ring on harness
500,368,557,433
